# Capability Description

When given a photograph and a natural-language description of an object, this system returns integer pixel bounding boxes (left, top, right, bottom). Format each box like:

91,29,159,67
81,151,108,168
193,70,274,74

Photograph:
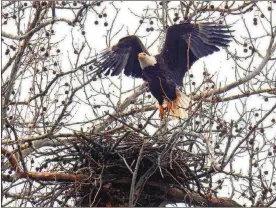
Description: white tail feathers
163,89,191,119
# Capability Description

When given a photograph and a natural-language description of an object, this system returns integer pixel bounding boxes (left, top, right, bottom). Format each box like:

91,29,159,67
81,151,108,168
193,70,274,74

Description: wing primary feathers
186,23,232,58
111,53,126,76
97,54,118,73
90,36,146,78
95,51,113,63
99,57,118,72
94,47,132,76
182,34,219,58
185,36,206,57
113,48,132,73
158,22,233,86
104,69,111,76
98,53,117,66
194,31,231,47
199,23,234,31
111,48,132,76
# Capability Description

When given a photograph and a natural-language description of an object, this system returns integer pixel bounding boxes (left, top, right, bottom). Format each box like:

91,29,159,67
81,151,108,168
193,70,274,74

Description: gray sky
1,1,276,207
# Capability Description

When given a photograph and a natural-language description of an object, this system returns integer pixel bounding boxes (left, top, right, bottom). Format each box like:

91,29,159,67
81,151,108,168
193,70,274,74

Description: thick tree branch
1,147,87,182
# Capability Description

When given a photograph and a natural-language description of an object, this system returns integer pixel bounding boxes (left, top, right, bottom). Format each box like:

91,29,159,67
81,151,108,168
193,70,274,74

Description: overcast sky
1,1,276,207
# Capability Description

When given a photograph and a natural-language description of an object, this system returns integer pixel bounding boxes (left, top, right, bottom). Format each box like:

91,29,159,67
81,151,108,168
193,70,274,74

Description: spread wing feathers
92,35,149,78
181,23,232,59
159,22,233,86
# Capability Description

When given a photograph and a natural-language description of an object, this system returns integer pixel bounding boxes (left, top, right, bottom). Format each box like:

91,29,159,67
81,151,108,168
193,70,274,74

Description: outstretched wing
93,35,149,78
159,22,232,86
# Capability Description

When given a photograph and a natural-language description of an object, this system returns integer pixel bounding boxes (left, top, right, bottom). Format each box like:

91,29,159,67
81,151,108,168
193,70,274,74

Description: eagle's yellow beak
138,53,146,60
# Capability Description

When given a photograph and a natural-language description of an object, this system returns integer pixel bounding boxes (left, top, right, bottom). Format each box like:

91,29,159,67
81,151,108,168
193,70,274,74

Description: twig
129,142,145,207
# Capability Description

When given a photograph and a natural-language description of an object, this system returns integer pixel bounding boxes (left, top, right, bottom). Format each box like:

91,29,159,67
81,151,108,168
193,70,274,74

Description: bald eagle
92,22,232,119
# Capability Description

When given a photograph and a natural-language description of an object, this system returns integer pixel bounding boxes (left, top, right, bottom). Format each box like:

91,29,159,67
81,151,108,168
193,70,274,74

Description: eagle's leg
159,105,165,119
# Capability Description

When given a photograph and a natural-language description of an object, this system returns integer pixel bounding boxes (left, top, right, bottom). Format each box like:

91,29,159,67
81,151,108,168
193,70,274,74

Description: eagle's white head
138,52,157,69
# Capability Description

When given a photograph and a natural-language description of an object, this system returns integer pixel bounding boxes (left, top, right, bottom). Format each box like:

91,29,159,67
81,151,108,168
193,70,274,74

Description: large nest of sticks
2,127,241,207
41,130,228,207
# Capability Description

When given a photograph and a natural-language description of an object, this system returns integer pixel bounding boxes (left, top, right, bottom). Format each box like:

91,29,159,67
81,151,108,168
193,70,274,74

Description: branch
188,1,254,19
150,182,241,207
202,88,276,103
223,102,276,167
194,42,276,100
22,171,87,182
113,179,241,207
129,142,145,207
94,83,148,133
2,18,73,40
1,147,87,182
